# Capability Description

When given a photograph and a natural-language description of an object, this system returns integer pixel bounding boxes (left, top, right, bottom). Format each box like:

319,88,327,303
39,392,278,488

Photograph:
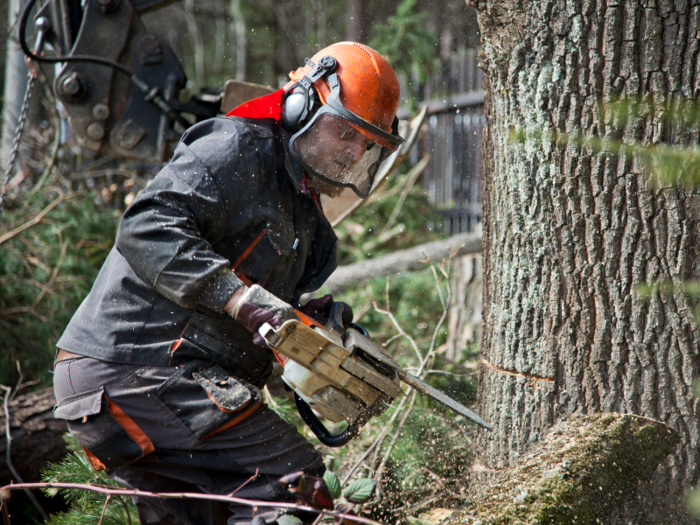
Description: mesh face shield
285,58,404,199
289,109,393,198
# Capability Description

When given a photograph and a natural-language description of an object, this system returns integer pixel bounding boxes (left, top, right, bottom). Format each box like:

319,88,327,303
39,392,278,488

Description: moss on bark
446,413,679,525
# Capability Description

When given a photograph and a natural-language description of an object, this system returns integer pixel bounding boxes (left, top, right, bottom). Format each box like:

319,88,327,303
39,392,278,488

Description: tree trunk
345,0,367,43
470,1,700,523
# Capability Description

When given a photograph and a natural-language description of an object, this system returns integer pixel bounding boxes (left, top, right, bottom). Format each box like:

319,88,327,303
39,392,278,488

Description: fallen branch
323,232,481,293
1,483,384,525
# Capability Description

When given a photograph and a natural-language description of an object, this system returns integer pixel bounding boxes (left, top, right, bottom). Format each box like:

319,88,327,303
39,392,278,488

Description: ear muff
281,85,320,133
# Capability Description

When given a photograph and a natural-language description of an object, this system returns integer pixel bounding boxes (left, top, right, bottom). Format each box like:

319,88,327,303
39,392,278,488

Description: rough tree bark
469,1,700,523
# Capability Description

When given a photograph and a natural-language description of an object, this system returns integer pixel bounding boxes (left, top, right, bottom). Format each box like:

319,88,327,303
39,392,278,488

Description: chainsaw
245,286,492,446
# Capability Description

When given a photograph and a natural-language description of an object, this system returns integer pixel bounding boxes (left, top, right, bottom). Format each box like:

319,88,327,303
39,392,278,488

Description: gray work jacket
57,117,338,385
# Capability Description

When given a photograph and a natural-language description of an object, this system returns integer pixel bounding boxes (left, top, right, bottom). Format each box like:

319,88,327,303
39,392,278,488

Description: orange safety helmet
227,42,404,198
286,42,401,150
282,42,404,198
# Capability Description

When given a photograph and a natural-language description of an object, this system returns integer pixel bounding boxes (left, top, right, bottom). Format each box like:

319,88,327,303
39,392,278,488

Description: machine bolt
87,122,105,141
92,103,110,120
61,73,85,99
35,17,51,32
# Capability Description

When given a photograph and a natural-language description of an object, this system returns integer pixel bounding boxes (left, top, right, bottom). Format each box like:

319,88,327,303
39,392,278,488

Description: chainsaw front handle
294,392,359,447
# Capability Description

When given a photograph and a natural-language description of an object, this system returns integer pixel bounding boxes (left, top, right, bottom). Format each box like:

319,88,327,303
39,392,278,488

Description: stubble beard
308,175,345,198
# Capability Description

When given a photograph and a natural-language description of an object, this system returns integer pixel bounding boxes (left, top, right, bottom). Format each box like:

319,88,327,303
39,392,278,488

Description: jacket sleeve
116,119,256,312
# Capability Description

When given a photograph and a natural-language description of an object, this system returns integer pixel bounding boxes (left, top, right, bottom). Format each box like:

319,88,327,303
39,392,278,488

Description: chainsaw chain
0,69,36,222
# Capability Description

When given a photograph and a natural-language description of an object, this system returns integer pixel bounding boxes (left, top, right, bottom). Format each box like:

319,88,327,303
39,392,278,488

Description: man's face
293,114,378,196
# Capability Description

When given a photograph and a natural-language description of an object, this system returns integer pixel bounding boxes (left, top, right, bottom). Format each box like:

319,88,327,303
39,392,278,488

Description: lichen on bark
469,0,700,522
447,414,680,525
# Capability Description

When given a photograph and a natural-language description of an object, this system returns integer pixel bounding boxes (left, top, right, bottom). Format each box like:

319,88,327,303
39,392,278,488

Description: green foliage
323,470,342,500
277,515,304,525
42,434,137,525
0,191,119,386
369,0,439,86
342,478,376,504
423,358,477,410
328,269,450,359
318,160,476,515
687,489,700,519
266,389,303,427
333,165,443,267
388,408,471,490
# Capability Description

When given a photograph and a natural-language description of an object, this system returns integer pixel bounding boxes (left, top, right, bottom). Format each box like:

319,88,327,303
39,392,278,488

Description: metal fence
399,49,486,236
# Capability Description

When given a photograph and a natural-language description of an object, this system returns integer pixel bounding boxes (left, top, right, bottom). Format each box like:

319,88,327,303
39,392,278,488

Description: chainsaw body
259,315,491,446
262,320,403,423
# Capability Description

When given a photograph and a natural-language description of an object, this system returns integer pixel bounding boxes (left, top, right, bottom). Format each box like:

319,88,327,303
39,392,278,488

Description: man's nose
345,138,367,162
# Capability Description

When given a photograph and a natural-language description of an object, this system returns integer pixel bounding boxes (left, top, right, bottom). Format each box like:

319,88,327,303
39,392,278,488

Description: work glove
279,471,335,510
301,295,354,334
300,294,334,320
227,285,299,346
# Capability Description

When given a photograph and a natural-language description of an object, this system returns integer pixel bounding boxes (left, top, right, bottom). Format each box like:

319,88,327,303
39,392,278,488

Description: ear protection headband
281,56,339,133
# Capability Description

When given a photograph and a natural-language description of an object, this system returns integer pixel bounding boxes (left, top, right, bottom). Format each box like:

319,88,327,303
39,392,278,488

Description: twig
0,191,66,246
421,467,444,487
0,483,384,525
311,511,325,525
1,500,10,525
374,390,418,481
31,240,68,309
382,333,403,347
353,302,371,323
341,392,410,487
97,494,111,525
429,413,473,446
380,154,431,235
403,369,475,378
389,495,441,515
1,373,49,521
372,293,422,363
227,469,259,497
426,263,450,362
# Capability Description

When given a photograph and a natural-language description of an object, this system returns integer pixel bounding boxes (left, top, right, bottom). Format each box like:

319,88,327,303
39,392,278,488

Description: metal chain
0,69,36,222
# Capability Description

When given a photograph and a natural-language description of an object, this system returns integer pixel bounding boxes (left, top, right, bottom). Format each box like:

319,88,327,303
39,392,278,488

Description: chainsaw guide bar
260,320,491,432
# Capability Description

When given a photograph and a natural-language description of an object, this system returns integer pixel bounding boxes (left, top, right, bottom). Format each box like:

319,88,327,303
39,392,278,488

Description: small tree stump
446,414,680,525
0,387,67,485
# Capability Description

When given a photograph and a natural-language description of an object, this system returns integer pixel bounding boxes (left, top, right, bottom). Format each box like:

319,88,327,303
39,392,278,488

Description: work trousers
53,357,323,525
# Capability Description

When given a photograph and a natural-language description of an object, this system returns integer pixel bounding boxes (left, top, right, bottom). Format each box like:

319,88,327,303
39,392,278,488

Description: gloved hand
300,295,354,334
300,294,334,320
226,285,299,346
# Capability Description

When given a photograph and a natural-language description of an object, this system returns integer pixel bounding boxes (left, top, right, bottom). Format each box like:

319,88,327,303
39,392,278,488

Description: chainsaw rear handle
294,393,360,447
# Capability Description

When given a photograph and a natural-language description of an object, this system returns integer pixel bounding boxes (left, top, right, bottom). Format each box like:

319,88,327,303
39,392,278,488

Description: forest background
0,0,488,523
3,0,700,524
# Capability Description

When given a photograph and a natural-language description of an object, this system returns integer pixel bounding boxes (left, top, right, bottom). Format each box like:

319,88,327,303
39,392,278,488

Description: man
52,42,402,525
